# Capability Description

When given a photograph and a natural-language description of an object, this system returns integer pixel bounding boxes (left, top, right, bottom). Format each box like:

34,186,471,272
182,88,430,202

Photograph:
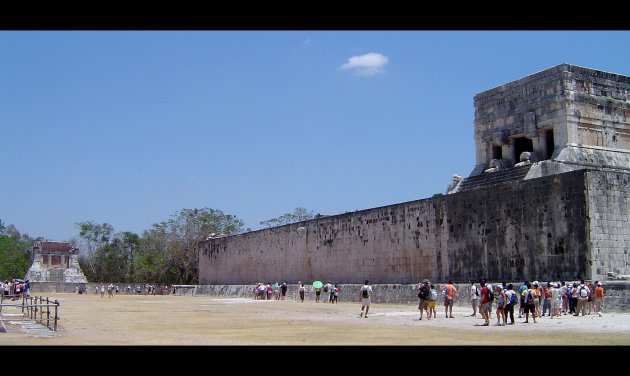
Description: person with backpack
503,284,517,325
470,281,479,317
574,280,590,316
479,279,491,326
521,282,537,323
417,279,431,320
428,284,438,319
518,281,528,318
359,280,373,318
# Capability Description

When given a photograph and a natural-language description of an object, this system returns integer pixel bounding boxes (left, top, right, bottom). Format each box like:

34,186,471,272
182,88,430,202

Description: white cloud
340,52,389,76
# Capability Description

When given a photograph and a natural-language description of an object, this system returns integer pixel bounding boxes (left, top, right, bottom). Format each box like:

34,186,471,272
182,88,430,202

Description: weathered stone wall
586,170,630,281
199,170,590,285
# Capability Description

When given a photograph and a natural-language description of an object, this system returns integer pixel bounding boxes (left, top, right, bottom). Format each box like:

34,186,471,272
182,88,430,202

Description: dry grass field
2,292,630,346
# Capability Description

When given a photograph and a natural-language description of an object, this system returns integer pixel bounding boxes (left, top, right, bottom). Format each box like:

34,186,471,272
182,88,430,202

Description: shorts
523,303,535,314
418,299,428,310
361,297,371,307
480,303,489,314
444,299,453,307
429,301,436,308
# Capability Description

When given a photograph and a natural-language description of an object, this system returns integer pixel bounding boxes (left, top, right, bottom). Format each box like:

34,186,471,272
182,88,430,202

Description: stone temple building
198,64,630,292
24,240,87,292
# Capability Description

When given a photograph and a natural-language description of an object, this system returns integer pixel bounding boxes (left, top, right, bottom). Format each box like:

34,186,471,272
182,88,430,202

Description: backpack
509,291,517,305
525,290,534,305
362,286,369,299
579,286,588,298
430,289,438,301
323,285,329,292
487,288,494,302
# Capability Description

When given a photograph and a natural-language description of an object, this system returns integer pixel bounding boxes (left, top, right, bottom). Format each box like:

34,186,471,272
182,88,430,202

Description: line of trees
1,206,316,285
75,208,246,285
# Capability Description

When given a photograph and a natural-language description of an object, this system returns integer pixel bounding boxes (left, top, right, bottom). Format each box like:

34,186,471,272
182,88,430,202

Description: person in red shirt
479,280,490,326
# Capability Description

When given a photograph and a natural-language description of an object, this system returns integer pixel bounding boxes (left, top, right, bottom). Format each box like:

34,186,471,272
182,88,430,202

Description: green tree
159,208,245,284
0,220,36,280
75,221,114,281
259,207,316,228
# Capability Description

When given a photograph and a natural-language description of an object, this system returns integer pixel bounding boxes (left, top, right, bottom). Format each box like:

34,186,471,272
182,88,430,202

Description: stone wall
586,170,630,281
199,170,591,285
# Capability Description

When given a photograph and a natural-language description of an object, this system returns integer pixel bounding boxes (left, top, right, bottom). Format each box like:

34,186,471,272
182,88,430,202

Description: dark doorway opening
544,129,555,159
513,137,533,162
492,145,502,160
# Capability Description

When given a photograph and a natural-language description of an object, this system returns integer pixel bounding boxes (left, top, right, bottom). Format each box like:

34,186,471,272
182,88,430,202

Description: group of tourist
416,279,457,320
1,279,30,300
414,278,605,326
312,281,340,303
253,282,288,300
252,281,343,303
246,278,606,326
466,279,605,326
74,283,172,296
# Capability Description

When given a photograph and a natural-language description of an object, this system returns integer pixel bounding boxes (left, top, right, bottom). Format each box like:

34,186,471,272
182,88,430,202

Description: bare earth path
2,293,630,345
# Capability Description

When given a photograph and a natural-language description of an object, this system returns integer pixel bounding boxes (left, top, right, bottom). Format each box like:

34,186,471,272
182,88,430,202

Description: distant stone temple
199,64,630,291
24,240,87,291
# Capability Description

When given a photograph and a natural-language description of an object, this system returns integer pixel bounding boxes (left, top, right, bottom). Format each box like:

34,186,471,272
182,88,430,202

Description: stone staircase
48,269,65,283
457,164,532,192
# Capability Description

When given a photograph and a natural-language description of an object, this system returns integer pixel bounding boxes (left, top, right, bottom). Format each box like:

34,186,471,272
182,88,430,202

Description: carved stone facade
472,63,630,177
24,241,87,284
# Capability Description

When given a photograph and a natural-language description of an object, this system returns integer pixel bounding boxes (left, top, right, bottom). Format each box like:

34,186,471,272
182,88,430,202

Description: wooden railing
0,294,60,332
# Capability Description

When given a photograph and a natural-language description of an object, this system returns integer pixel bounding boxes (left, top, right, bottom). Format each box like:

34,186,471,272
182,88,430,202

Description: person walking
298,283,305,302
417,280,431,320
281,282,288,300
593,282,604,316
441,280,457,318
470,281,479,317
479,280,491,326
503,284,516,325
359,281,373,318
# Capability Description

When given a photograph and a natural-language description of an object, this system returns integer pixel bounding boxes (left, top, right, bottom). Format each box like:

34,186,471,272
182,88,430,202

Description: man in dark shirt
418,279,431,320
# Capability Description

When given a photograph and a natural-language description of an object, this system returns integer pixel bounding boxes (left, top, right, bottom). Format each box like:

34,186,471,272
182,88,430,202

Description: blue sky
2,30,630,241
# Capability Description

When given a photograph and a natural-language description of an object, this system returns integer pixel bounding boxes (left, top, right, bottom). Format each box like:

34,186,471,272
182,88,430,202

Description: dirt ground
1,292,630,345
